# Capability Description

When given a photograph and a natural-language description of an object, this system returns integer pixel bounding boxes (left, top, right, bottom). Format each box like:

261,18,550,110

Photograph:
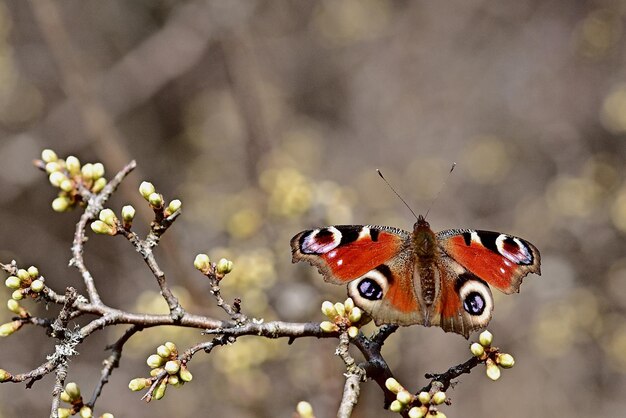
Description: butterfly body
291,215,540,338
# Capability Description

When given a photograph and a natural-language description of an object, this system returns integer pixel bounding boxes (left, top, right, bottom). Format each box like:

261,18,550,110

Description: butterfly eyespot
357,278,384,301
300,227,342,255
463,292,485,315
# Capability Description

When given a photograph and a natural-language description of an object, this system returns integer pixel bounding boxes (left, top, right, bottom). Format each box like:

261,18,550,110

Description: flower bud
58,408,71,418
348,307,362,323
408,406,427,418
41,149,58,163
60,390,71,403
153,379,167,400
92,163,105,180
148,192,163,208
344,297,355,311
128,378,150,391
45,161,62,174
65,382,81,400
296,401,314,418
81,163,94,180
167,374,181,386
432,391,446,405
179,365,193,382
321,301,338,319
0,369,10,382
52,196,70,212
0,321,21,336
49,171,67,187
397,390,413,404
60,179,74,192
216,258,233,275
150,368,164,377
320,321,337,333
17,269,29,282
334,302,346,317
101,413,114,418
147,354,165,369
121,205,136,223
479,330,493,347
497,353,515,369
30,279,44,293
385,378,403,394
156,345,171,359
193,254,211,272
7,299,21,314
79,406,92,418
166,199,182,215
90,221,116,235
65,156,81,175
91,178,107,193
11,290,23,300
27,266,39,278
139,182,156,199
99,209,117,227
486,359,501,381
417,391,431,405
389,400,403,412
5,276,21,290
347,326,359,338
164,341,178,356
164,360,180,375
470,342,485,357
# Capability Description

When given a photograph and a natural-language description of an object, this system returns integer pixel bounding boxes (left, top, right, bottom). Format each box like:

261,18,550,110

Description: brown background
0,1,625,417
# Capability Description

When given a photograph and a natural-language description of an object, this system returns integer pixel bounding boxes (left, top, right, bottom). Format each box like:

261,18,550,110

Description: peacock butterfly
290,215,541,338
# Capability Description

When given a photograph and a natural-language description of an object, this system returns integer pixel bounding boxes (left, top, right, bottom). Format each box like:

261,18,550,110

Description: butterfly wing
291,225,424,325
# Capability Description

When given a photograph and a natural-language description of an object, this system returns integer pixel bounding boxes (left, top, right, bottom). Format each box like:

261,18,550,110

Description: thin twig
422,356,481,393
50,362,68,418
336,332,365,418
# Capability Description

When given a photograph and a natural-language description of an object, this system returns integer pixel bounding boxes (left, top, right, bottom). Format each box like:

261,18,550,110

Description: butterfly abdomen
412,219,439,307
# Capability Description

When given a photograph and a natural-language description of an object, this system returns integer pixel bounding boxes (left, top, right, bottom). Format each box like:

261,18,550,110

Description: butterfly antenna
424,162,457,219
376,169,419,222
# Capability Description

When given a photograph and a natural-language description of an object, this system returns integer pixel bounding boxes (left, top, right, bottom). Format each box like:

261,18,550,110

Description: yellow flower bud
41,149,58,163
99,209,117,227
81,163,94,180
479,330,493,347
153,379,167,400
179,365,193,382
65,382,81,400
432,391,446,405
320,321,337,333
11,290,23,300
347,326,359,338
164,341,178,355
92,163,105,180
65,156,81,175
334,302,346,317
397,390,413,404
486,360,501,381
60,179,74,192
348,307,362,323
164,360,180,375
147,354,165,369
0,369,10,382
5,276,21,290
193,254,211,272
166,199,182,215
139,181,156,199
49,171,67,187
296,401,314,418
79,406,92,418
58,408,71,418
90,220,116,235
408,406,427,418
121,205,136,223
385,377,403,394
167,374,181,386
417,391,431,405
156,345,171,359
148,192,163,208
101,414,114,418
216,258,233,275
344,297,355,312
30,279,44,293
91,177,107,193
321,301,338,319
497,353,515,369
7,299,21,314
129,378,149,390
0,321,21,336
470,342,485,357
60,390,71,403
390,400,403,412
27,266,39,278
17,269,29,282
45,161,62,174
52,196,70,212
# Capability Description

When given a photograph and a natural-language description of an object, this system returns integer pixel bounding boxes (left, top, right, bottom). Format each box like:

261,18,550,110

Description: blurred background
0,0,625,416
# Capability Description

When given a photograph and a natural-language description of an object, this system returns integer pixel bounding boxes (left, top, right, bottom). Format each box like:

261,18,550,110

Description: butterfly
291,215,541,338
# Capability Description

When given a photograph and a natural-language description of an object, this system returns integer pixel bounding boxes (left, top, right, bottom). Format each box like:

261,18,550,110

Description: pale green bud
147,354,165,369
385,378,402,394
148,192,163,208
58,408,71,418
150,368,163,377
121,205,136,222
321,301,338,319
479,330,493,347
128,378,150,391
49,171,67,187
389,400,403,412
470,342,485,357
5,276,21,290
65,156,81,175
0,321,21,336
408,406,427,418
52,196,70,212
11,290,23,300
79,406,92,418
153,379,167,400
90,220,116,235
486,360,501,381
60,179,74,192
347,326,359,338
167,374,181,386
497,353,515,369
60,390,71,403
156,344,171,359
166,199,182,215
139,181,155,199
0,369,10,382
92,178,107,193
92,163,105,180
65,382,81,400
7,299,20,314
101,413,114,418
432,391,446,405
164,342,178,355
179,366,193,382
30,279,44,293
81,163,94,180
99,209,117,227
334,302,346,317
296,401,314,417
344,297,355,312
45,161,62,174
41,149,58,163
320,321,337,333
417,391,431,405
164,360,180,375
397,390,413,404
17,269,29,281
193,254,211,272
27,266,39,278
348,307,362,323
216,258,233,275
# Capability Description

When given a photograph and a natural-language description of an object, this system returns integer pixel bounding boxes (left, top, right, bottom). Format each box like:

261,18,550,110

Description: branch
336,332,365,418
